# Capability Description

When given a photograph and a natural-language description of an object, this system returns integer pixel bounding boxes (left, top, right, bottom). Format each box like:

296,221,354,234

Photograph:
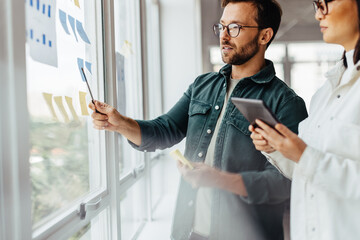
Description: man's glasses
313,0,333,15
213,23,262,38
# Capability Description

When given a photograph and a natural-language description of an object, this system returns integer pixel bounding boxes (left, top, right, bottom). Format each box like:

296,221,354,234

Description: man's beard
221,33,260,65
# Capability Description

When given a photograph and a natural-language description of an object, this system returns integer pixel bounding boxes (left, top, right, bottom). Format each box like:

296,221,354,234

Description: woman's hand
249,125,275,153
253,119,307,163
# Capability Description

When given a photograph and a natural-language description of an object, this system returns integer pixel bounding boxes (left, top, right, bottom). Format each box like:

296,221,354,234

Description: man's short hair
221,0,282,47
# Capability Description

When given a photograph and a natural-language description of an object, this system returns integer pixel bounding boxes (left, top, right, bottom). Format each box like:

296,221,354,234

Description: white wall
159,0,202,112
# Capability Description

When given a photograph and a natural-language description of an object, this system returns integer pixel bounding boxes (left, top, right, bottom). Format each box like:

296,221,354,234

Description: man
90,0,308,239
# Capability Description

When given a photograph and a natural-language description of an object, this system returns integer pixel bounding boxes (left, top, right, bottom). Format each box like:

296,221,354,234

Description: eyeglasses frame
213,23,264,38
313,0,334,15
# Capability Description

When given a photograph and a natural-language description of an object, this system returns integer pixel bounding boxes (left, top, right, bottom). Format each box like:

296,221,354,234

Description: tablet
231,97,280,128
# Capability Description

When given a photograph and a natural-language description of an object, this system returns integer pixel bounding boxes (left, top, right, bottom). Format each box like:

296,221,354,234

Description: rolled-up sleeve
128,85,192,152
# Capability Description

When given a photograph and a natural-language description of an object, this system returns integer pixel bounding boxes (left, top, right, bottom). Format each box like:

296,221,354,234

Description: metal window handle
79,198,102,220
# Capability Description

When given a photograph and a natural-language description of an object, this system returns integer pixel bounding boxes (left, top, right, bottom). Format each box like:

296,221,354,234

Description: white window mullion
0,0,31,240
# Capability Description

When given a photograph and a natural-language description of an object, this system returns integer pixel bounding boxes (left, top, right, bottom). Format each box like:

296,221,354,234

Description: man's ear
258,28,274,46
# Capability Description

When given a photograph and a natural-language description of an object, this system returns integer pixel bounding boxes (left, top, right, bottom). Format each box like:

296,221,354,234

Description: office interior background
0,0,344,239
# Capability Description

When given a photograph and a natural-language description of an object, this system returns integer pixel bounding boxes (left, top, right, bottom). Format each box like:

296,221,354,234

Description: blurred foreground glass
25,0,101,228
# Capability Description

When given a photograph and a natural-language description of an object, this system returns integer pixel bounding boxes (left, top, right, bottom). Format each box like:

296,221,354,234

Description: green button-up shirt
131,60,308,240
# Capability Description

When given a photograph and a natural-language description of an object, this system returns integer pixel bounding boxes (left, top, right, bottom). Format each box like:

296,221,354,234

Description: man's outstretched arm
89,100,142,146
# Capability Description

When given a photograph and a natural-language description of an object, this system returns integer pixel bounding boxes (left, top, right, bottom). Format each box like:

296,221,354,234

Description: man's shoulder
192,71,224,88
268,76,298,98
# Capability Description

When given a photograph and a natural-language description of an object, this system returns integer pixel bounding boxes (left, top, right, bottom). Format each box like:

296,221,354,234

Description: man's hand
89,100,124,132
253,119,307,163
177,161,220,189
176,161,248,196
249,125,275,153
89,100,141,146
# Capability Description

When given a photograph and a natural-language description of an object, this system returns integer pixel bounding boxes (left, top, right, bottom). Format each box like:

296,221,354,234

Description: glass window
25,0,104,228
113,0,145,177
120,178,147,240
289,42,343,108
68,208,110,240
288,42,343,62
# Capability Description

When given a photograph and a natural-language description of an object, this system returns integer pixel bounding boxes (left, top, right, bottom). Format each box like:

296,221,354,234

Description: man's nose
220,28,231,41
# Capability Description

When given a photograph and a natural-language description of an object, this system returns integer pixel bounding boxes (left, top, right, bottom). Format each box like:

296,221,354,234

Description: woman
249,0,360,239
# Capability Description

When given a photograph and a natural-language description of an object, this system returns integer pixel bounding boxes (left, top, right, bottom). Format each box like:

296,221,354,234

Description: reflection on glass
26,0,99,227
120,178,146,239
289,42,342,108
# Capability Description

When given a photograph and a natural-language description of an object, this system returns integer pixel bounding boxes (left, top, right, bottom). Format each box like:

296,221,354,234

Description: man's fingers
88,102,95,110
91,111,109,120
93,119,109,128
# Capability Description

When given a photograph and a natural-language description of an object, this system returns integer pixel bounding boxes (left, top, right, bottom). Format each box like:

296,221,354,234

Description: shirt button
310,194,314,198
215,105,220,110
337,94,341,98
188,200,194,207
317,125,320,128
207,129,212,134
312,227,316,232
330,117,334,120
223,83,226,87
198,152,203,158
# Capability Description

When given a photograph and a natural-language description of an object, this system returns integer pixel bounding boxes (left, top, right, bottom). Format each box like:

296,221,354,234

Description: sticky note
74,0,80,8
79,91,90,116
59,9,70,35
65,96,79,121
85,61,92,74
170,149,194,169
67,15,78,41
120,40,134,58
77,58,85,82
42,92,59,121
76,20,91,44
54,96,70,123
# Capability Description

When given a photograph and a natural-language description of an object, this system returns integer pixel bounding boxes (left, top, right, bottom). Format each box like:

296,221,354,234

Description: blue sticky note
77,58,85,82
76,20,91,44
85,61,92,74
68,15,78,42
59,10,70,35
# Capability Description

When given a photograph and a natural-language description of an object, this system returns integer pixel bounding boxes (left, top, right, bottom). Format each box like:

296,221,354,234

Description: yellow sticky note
42,93,59,121
170,149,194,169
74,0,80,8
79,91,89,116
54,96,70,123
120,40,134,58
65,96,79,121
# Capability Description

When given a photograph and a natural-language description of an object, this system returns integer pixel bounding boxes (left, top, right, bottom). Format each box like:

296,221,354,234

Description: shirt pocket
186,100,212,150
227,111,252,136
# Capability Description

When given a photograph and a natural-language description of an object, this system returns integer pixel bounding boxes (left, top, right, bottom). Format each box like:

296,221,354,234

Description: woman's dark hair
221,0,282,48
343,0,360,68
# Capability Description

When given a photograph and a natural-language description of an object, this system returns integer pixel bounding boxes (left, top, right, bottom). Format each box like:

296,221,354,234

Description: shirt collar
219,59,276,84
325,58,360,89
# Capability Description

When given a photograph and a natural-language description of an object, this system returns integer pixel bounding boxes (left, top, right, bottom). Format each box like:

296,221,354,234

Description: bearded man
90,0,308,239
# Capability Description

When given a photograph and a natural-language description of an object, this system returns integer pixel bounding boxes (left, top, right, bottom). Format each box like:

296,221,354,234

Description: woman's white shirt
265,50,360,240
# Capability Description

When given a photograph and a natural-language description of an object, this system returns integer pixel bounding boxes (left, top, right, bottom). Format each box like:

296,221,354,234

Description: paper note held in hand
170,149,194,170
